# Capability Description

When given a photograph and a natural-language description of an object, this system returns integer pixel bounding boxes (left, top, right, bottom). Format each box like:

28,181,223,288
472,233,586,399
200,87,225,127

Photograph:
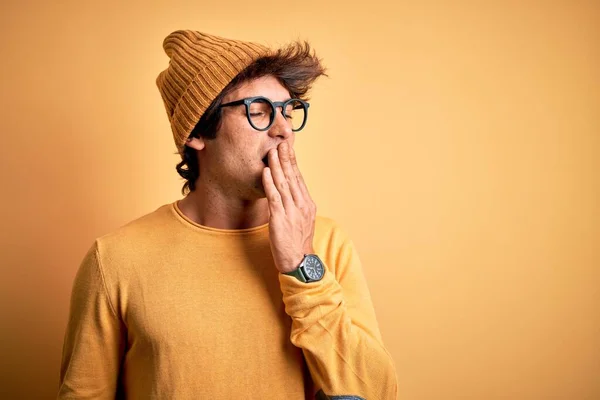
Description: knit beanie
156,30,271,156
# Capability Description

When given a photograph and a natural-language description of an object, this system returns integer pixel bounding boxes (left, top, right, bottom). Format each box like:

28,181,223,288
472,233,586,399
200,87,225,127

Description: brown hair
175,41,327,195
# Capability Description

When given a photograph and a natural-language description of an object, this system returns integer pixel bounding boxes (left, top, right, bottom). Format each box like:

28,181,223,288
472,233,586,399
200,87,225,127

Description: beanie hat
156,30,271,156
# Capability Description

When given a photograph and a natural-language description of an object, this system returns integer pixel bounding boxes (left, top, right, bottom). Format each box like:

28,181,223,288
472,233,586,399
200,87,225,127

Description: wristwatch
283,254,325,283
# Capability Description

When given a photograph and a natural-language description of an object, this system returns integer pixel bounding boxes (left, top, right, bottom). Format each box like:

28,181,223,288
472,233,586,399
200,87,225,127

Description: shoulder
98,203,173,241
89,203,176,263
314,214,355,252
313,215,365,281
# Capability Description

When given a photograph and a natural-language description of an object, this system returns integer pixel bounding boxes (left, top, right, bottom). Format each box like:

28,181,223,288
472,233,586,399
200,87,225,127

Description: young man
58,30,398,399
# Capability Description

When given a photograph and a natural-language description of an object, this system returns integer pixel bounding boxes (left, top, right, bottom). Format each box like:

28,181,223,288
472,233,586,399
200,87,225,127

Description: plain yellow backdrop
0,1,598,399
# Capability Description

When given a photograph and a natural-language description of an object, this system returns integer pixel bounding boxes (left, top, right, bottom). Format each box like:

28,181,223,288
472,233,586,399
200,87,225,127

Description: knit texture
57,202,398,399
156,30,271,156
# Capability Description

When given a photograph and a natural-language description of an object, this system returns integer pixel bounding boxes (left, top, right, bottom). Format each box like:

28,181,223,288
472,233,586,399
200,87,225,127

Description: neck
177,179,269,230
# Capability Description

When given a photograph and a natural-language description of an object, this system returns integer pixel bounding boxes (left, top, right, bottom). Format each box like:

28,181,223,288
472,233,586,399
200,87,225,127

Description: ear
185,136,205,151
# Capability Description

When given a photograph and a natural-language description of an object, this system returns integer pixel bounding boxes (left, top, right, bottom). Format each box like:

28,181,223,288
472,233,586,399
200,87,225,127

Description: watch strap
283,264,307,282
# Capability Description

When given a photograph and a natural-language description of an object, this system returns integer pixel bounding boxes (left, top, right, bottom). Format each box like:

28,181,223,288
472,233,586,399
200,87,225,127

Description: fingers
277,142,304,204
266,141,314,214
262,167,284,214
285,143,311,201
268,148,294,211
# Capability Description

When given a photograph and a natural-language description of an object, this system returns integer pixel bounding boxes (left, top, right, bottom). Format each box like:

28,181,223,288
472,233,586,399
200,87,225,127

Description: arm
278,228,399,400
261,142,398,399
57,242,125,399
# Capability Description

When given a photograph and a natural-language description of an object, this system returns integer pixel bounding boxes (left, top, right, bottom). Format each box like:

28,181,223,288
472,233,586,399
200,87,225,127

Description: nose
268,108,293,139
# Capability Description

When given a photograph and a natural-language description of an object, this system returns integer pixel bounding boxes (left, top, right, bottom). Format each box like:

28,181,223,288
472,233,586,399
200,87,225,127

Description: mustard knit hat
156,30,271,156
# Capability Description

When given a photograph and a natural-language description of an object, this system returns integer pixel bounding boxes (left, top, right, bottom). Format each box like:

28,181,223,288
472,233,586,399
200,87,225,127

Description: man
58,30,398,399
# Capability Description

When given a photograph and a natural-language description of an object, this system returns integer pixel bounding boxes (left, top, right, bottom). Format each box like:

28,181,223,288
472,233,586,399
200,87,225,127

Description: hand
262,141,316,273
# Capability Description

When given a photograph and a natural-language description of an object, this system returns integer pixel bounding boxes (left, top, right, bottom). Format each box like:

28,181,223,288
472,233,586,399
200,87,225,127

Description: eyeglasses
219,96,310,132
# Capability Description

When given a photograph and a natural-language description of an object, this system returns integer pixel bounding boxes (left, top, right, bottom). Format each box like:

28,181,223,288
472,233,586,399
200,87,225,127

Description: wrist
278,248,315,274
281,253,325,283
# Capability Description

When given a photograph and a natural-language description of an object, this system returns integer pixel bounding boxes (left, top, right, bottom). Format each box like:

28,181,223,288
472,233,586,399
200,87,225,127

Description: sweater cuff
278,263,344,319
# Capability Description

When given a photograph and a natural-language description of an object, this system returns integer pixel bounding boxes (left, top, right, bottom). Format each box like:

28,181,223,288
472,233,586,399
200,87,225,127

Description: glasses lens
248,98,273,130
285,100,307,131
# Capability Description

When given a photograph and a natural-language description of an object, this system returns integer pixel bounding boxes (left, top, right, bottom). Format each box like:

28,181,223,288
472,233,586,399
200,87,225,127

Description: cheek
216,121,263,167
219,126,248,155
224,138,261,169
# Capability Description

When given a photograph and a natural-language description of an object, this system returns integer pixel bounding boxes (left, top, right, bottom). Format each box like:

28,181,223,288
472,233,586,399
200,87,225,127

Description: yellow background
1,1,598,399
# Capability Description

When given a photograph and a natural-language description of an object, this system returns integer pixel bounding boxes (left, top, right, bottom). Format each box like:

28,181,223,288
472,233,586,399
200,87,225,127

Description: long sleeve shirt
57,201,398,399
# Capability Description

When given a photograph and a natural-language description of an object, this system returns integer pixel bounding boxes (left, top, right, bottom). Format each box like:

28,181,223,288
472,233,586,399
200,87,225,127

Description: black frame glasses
219,96,310,132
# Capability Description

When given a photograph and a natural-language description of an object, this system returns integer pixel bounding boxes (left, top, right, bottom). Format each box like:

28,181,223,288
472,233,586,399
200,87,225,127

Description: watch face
303,255,324,281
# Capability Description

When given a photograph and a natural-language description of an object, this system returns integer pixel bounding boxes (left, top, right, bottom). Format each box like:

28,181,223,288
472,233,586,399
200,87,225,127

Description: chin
256,184,267,199
250,178,267,200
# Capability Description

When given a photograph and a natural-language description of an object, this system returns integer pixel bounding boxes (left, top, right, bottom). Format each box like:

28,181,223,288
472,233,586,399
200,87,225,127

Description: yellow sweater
58,201,398,399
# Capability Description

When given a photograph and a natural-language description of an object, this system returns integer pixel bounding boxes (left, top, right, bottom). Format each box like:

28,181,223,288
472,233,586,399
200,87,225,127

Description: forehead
224,75,291,103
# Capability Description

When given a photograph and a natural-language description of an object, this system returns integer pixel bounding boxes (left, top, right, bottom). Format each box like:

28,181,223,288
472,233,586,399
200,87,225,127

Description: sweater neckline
170,200,270,235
